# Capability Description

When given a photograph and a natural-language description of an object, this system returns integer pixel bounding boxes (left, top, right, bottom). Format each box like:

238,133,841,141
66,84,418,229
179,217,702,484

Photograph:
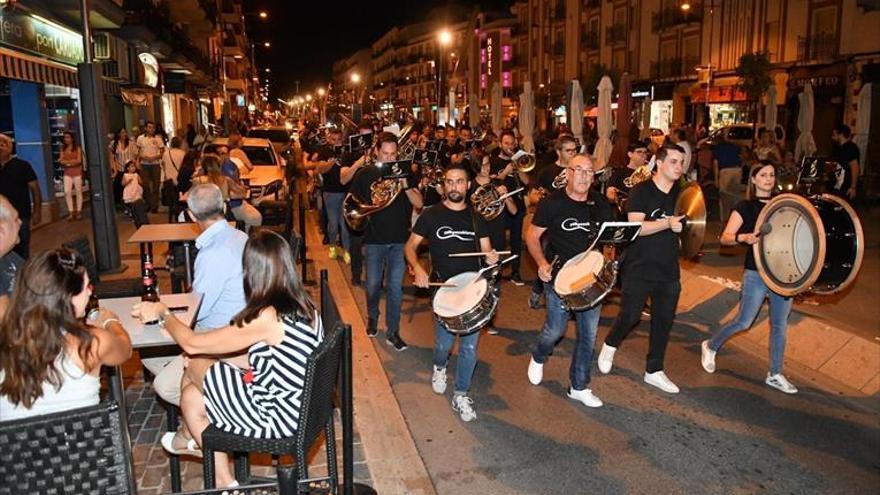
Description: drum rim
753,193,826,297
811,194,865,295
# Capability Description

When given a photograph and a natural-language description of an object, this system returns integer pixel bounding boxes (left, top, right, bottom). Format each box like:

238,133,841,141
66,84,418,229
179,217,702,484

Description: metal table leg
183,242,193,291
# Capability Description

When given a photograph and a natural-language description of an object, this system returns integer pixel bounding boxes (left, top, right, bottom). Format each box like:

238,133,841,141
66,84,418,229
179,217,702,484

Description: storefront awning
0,48,77,87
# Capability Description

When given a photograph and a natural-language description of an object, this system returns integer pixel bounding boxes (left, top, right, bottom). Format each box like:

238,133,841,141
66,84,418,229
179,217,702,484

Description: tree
735,52,773,144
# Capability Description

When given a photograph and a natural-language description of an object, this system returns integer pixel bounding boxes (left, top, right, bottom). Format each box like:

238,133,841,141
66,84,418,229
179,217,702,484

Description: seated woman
135,230,322,488
0,248,132,420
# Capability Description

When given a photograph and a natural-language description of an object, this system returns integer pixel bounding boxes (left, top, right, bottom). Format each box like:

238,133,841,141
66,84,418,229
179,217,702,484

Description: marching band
300,115,865,423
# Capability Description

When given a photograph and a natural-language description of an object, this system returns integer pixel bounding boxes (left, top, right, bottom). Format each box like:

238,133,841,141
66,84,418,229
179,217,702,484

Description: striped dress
203,311,323,439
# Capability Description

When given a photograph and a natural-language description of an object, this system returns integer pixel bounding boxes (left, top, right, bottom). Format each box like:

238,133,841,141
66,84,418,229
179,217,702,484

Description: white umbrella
764,84,778,130
491,82,503,136
468,93,480,129
640,97,652,139
593,76,613,170
570,80,584,144
519,81,536,153
794,82,817,162
854,83,872,174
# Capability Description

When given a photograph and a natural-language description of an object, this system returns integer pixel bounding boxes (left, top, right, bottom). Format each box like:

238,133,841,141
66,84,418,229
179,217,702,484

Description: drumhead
433,272,488,318
753,194,825,296
554,250,604,296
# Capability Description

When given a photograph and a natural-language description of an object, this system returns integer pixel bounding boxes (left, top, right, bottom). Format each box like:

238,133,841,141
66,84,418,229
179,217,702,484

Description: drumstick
492,187,526,204
448,251,512,258
427,282,459,288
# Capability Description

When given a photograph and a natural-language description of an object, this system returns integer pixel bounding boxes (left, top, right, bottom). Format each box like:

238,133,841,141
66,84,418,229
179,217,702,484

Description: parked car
247,126,293,154
203,137,286,205
700,124,786,149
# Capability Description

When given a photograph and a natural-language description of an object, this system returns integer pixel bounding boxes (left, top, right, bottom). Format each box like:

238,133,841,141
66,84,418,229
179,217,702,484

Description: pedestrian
701,162,798,394
136,121,165,213
185,124,197,149
0,195,24,301
830,124,860,200
192,125,208,150
669,128,694,179
753,128,781,164
219,144,262,231
712,135,744,221
121,160,149,228
0,134,41,259
59,131,84,220
109,128,137,207
161,137,186,220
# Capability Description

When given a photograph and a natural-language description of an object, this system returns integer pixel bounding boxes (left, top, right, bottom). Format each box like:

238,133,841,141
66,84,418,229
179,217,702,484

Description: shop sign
690,85,748,103
0,10,83,66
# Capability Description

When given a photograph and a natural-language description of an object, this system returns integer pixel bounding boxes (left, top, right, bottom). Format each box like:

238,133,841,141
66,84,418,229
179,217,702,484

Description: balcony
606,24,627,45
650,56,700,79
652,7,702,32
797,33,838,61
120,0,213,76
581,31,599,50
553,42,564,57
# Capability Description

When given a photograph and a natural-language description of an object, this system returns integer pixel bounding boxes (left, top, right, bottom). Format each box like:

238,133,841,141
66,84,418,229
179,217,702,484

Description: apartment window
682,35,699,68
660,40,676,62
811,5,837,36
612,50,626,71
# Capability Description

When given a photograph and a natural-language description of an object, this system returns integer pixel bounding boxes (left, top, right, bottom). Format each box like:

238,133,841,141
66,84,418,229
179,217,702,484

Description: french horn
343,170,405,230
623,164,653,188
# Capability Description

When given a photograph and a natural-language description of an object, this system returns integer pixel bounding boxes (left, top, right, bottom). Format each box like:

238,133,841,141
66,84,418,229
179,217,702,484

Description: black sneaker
510,274,525,286
386,333,408,351
351,275,362,286
366,319,378,338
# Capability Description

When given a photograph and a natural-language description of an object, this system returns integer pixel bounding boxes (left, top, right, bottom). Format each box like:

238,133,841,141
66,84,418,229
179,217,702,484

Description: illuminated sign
0,10,83,66
138,52,159,88
486,36,493,77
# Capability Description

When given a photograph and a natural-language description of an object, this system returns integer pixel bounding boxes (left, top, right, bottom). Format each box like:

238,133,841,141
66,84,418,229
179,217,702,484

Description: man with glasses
606,143,649,219
525,154,613,408
528,135,578,309
490,130,530,285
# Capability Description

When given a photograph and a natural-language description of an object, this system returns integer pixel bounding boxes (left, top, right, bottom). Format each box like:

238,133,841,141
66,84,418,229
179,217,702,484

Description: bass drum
753,193,864,296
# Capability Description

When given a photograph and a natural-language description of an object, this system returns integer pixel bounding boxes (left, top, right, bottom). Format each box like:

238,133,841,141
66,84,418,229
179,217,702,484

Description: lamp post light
436,29,452,123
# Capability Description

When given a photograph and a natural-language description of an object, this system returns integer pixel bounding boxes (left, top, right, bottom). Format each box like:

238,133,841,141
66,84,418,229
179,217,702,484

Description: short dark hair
555,135,577,150
833,124,852,139
459,125,472,133
628,142,647,153
674,128,687,141
656,144,685,162
445,163,470,176
375,131,399,148
500,129,516,141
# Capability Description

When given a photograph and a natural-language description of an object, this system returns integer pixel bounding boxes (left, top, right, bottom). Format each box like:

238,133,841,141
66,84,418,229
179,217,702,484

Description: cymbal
675,182,706,258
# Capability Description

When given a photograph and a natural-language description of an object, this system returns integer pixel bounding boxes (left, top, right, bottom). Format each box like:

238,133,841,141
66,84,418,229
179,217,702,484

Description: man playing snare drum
525,154,613,408
404,164,499,422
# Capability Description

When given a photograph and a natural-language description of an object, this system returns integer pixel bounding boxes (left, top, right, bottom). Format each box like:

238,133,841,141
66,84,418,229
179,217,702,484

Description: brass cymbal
675,182,707,258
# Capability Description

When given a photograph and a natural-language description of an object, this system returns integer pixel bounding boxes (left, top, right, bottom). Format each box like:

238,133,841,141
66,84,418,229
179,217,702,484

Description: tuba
343,162,405,230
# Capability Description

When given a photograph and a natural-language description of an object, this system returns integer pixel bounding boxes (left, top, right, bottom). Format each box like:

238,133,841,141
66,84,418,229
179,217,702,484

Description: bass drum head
433,272,486,318
753,194,825,297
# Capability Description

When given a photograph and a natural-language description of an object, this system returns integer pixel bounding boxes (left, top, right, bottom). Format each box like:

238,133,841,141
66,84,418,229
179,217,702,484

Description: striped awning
0,47,78,87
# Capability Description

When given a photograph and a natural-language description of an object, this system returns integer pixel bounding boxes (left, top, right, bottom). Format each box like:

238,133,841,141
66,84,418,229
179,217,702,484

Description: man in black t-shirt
0,195,25,302
605,143,649,219
340,123,377,286
528,135,579,309
599,144,686,394
525,154,612,408
489,130,530,285
312,128,351,262
348,132,423,350
0,135,42,259
830,124,860,200
405,165,499,422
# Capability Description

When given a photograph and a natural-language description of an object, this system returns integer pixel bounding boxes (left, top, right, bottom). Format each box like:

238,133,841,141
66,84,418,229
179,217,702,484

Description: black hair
656,144,685,162
833,124,852,139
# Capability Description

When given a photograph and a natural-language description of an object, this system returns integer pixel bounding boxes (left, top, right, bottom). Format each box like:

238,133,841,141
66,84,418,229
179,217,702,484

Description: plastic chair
201,322,343,494
0,401,135,495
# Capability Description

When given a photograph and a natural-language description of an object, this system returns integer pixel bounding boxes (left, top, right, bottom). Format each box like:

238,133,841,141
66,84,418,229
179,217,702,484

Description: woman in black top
700,163,798,394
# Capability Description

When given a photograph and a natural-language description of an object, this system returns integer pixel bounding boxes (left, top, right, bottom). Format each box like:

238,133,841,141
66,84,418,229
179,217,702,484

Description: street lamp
436,28,453,122
263,41,271,48
259,11,268,19
350,73,361,84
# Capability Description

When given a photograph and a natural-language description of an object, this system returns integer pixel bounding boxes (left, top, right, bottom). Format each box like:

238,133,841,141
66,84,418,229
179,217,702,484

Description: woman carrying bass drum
699,163,800,394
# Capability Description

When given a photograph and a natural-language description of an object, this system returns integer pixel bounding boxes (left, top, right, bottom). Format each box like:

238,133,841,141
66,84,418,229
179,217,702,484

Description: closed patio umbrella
794,82,816,162
570,80,584,145
519,81,536,153
593,75,614,170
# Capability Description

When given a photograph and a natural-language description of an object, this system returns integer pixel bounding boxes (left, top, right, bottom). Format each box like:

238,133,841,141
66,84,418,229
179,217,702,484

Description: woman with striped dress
135,230,322,488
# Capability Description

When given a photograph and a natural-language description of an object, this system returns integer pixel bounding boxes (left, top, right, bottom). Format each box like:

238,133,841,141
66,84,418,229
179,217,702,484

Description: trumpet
514,153,536,173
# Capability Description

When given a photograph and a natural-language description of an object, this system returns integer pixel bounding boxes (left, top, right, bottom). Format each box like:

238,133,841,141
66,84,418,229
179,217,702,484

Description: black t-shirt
350,165,414,245
621,179,681,281
412,203,489,281
532,190,613,282
831,141,859,193
489,153,526,211
0,157,38,218
732,199,767,271
537,163,566,193
606,166,633,194
316,145,346,193
0,251,24,296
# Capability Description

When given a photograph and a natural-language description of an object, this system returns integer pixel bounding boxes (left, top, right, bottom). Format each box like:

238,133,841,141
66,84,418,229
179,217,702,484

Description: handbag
161,151,180,207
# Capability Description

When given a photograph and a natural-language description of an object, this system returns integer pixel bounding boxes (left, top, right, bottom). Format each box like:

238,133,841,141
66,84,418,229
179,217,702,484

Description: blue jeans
434,319,481,394
365,243,405,336
708,269,792,374
532,283,602,390
322,191,349,251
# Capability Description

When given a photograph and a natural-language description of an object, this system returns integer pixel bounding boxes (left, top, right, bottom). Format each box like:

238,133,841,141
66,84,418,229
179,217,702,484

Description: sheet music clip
588,222,642,250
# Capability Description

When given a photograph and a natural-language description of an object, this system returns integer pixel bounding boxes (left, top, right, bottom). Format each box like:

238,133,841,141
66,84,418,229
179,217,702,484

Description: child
122,160,150,227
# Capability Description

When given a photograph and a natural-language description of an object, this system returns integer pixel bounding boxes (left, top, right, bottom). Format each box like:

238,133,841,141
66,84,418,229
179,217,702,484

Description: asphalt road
341,243,879,494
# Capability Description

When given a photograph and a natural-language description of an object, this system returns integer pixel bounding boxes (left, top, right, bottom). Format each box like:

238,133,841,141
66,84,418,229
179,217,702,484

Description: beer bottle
142,254,160,302
85,284,100,321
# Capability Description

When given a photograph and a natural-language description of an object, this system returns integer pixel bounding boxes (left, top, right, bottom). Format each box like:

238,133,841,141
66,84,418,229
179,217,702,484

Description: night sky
245,0,513,101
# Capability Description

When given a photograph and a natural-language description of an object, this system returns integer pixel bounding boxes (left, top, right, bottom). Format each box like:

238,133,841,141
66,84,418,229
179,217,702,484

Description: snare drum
433,271,499,335
754,193,864,296
553,250,618,310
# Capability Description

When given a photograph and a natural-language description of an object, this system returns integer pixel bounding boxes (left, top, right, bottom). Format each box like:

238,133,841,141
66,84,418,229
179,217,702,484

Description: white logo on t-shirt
560,218,593,232
436,226,474,241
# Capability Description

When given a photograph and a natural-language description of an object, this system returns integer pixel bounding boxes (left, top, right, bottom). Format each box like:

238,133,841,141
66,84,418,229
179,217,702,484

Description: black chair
63,235,142,298
201,322,344,494
289,229,303,264
0,401,135,495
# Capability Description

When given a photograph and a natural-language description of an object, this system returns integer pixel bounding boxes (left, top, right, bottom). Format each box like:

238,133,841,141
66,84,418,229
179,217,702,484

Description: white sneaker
597,343,617,374
766,373,798,394
431,366,447,394
567,387,603,408
644,370,680,394
701,340,716,373
527,357,543,385
452,394,477,422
